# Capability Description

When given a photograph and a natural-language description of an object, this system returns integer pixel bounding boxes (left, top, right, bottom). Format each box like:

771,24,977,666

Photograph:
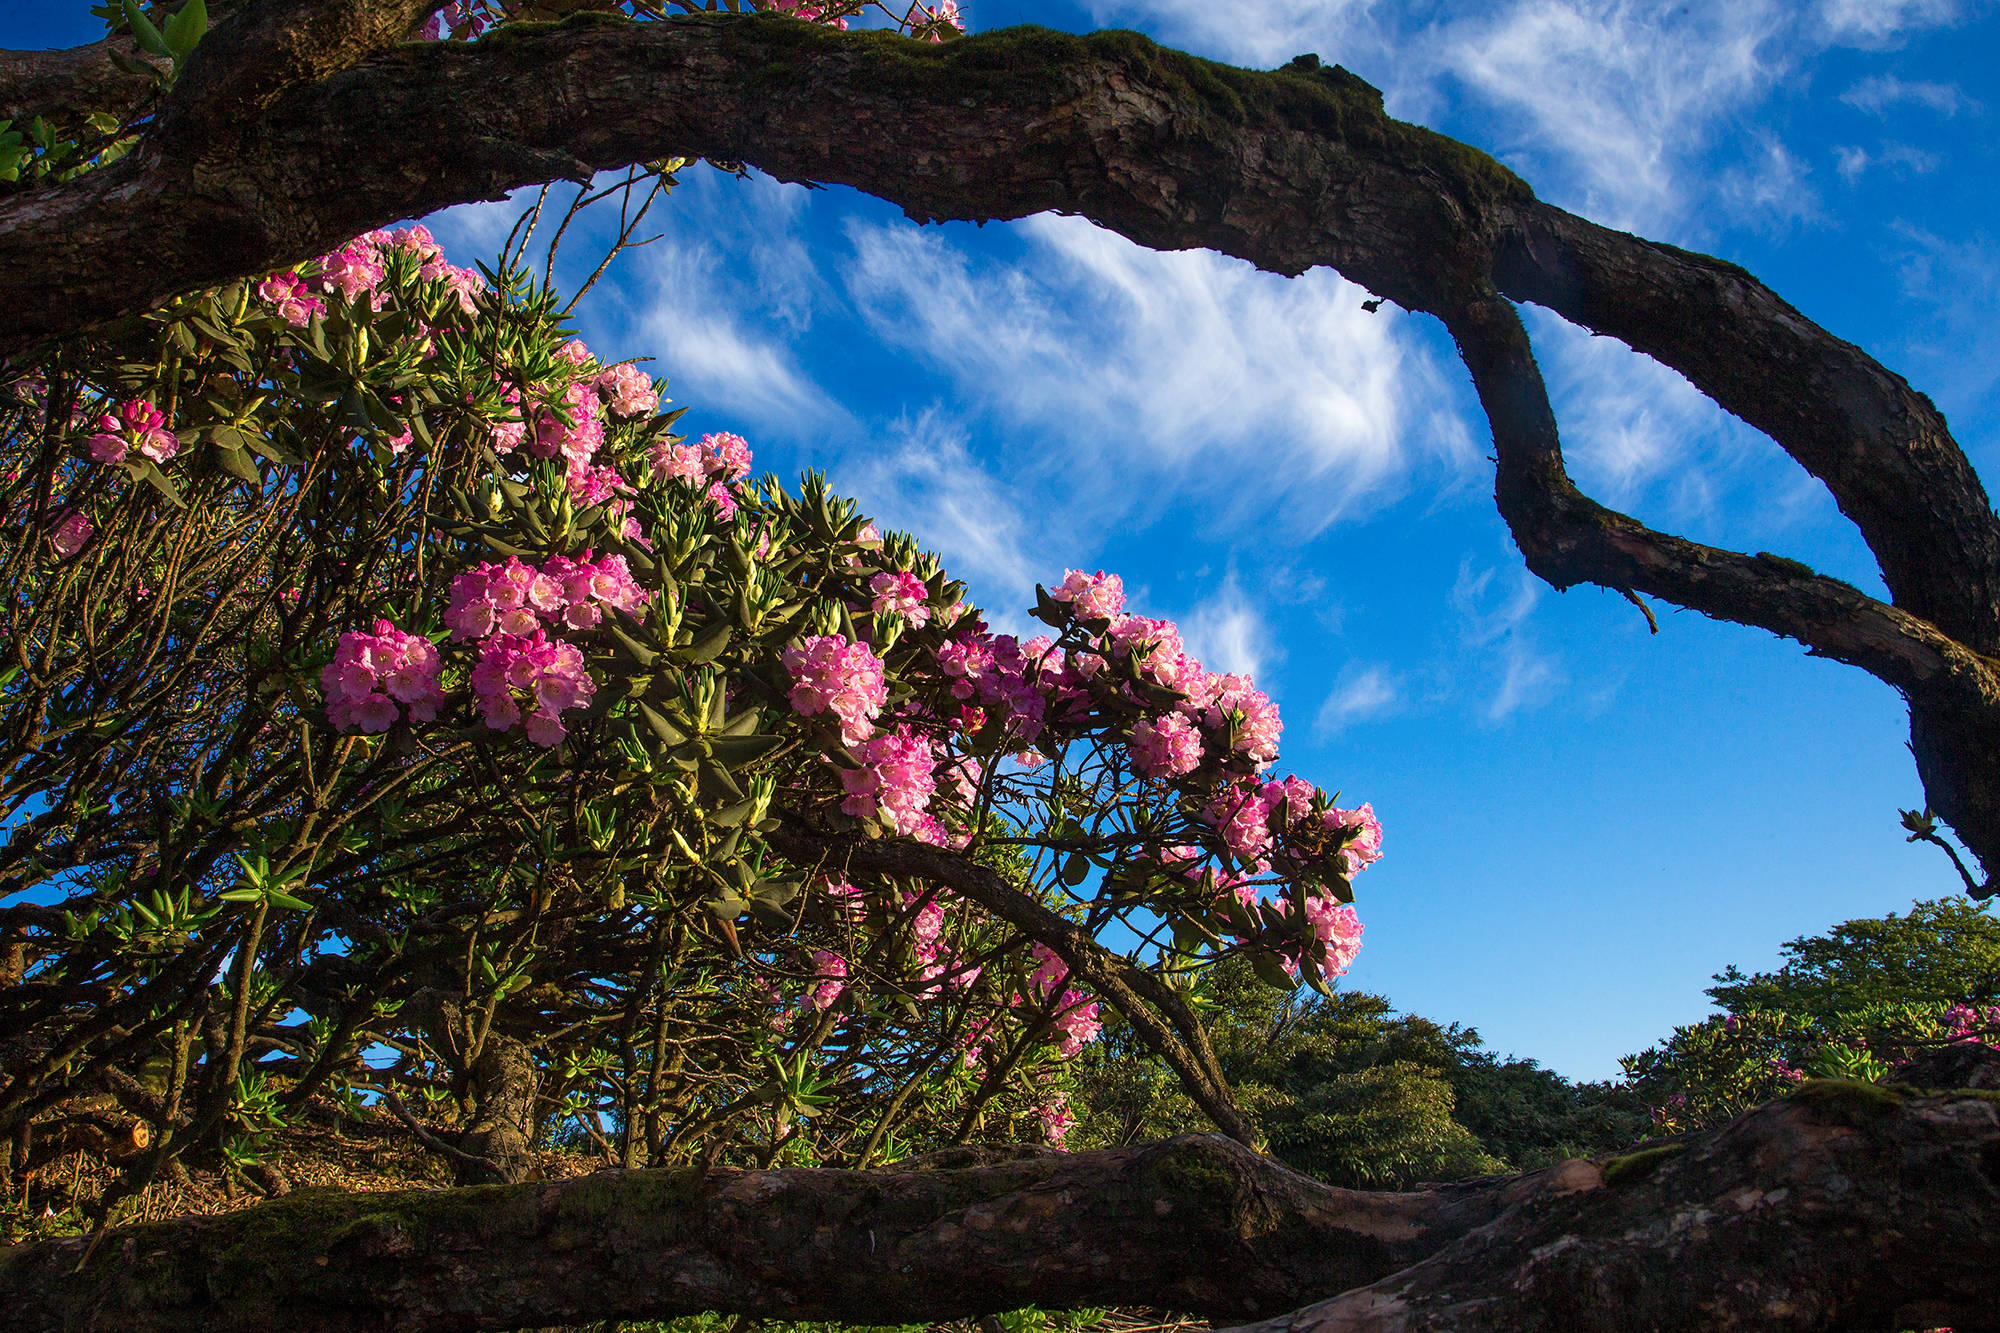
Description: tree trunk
457,1031,542,1186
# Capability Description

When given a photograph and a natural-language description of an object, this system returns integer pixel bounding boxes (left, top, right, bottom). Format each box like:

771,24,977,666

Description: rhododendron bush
0,215,1377,1212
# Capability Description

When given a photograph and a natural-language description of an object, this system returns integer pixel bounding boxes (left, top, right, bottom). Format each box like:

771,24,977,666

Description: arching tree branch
2,9,1994,868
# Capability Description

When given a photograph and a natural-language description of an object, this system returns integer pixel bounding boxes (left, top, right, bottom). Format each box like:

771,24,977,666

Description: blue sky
18,1,2000,1078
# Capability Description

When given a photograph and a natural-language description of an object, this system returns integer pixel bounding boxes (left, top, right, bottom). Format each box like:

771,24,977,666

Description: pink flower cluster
1052,568,1125,622
1130,710,1202,779
469,631,594,746
651,431,752,519
288,226,484,317
1023,943,1103,1057
841,727,939,836
1303,896,1365,977
446,552,646,639
597,363,659,419
870,571,931,626
1202,777,1384,876
1943,1003,2000,1047
86,399,177,466
322,619,445,733
769,1,851,29
256,272,326,328
1035,1086,1076,1148
782,634,888,745
442,552,639,746
808,950,848,1011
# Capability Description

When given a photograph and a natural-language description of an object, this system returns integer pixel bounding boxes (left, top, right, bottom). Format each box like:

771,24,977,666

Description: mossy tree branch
4,1085,1999,1332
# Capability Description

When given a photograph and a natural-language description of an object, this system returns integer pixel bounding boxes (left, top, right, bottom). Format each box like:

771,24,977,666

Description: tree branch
1220,1083,2000,1333
769,827,1258,1148
1496,205,2000,648
154,0,446,151
5,1084,1999,1332
0,1133,1491,1332
0,36,165,124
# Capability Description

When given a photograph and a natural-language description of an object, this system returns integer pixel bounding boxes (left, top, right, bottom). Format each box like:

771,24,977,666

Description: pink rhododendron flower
1303,895,1364,977
256,271,326,327
48,510,92,558
1052,989,1103,1056
530,382,604,465
87,399,176,465
701,431,753,481
921,0,964,39
316,239,386,301
1326,802,1384,874
941,753,983,805
807,950,848,1011
1036,1088,1076,1147
870,570,931,626
1129,710,1203,778
469,630,595,746
935,635,994,700
781,634,887,745
1205,674,1283,769
596,363,659,418
840,727,937,834
1202,781,1278,865
321,619,445,733
542,550,647,628
705,481,738,520
772,1,849,29
1052,568,1125,622
1026,943,1069,1000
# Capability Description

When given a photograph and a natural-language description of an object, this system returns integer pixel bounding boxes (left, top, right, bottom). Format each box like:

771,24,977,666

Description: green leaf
677,620,731,664
162,0,207,61
214,445,263,484
638,702,688,747
707,734,784,765
712,798,759,827
608,622,657,667
136,460,185,508
1251,952,1300,990
122,0,171,56
1061,852,1092,887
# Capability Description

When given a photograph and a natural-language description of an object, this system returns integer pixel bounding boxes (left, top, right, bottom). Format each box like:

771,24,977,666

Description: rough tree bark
2,4,1995,891
2,1082,1997,1332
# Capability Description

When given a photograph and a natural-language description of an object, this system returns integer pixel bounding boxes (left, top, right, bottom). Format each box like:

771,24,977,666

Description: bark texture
2,1085,1997,1333
2,8,1997,884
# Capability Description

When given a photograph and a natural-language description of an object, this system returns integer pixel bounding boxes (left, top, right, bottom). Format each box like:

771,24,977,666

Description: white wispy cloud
831,407,1046,617
840,212,1477,538
624,241,841,435
1451,555,1565,721
1315,664,1402,735
1817,0,1971,45
1487,639,1563,722
612,172,846,437
1177,577,1277,680
1841,73,1977,115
